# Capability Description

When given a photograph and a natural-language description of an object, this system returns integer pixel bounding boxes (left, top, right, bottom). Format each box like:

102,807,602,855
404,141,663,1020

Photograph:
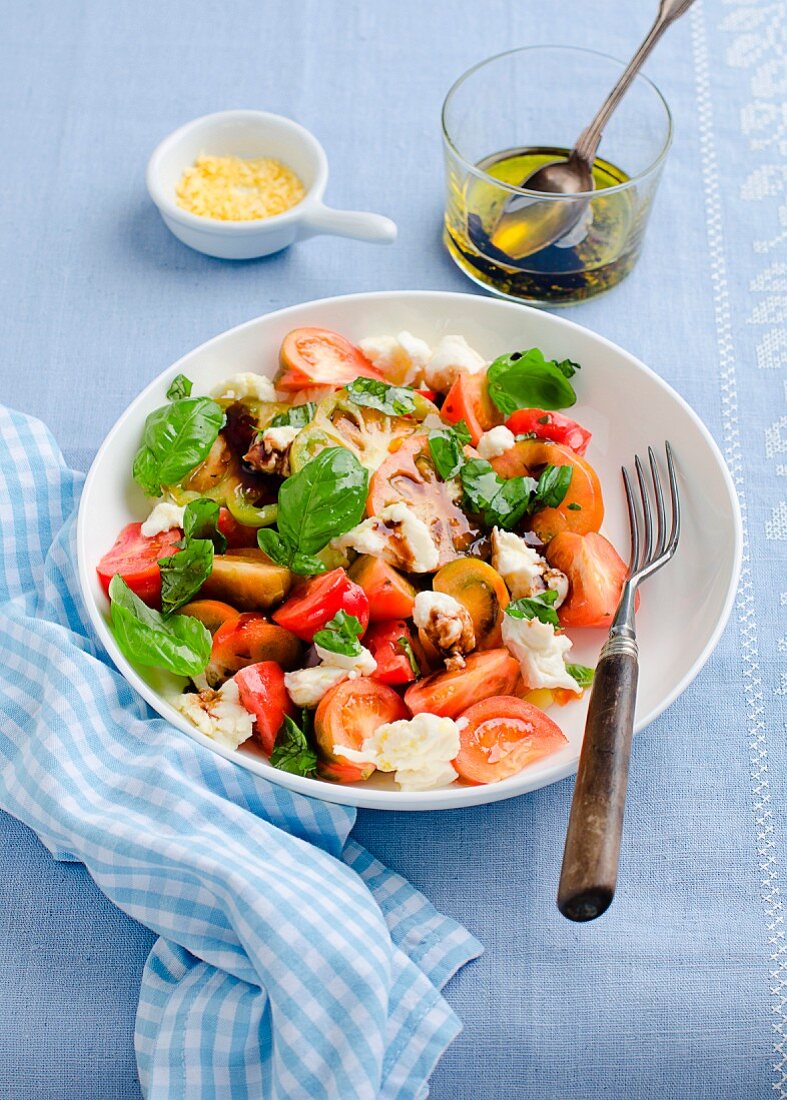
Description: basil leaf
347,377,416,417
270,402,316,429
533,465,573,510
108,575,211,676
567,502,582,511
132,447,161,497
256,532,326,577
487,349,578,415
428,419,471,481
270,714,318,777
460,458,536,530
290,551,327,576
397,636,420,677
257,529,295,568
133,397,225,495
257,449,367,574
181,498,227,552
555,358,581,380
566,662,595,688
166,374,193,401
506,588,560,626
277,447,368,555
159,538,214,615
313,610,363,656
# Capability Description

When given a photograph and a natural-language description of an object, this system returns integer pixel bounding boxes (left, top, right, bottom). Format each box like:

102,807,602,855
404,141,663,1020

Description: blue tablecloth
1,1,785,1096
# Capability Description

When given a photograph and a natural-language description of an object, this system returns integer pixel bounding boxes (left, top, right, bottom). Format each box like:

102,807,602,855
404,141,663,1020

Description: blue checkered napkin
0,406,482,1099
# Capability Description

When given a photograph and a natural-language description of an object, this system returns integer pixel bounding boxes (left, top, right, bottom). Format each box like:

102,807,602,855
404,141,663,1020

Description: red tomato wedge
234,661,295,756
442,371,501,445
367,436,479,566
404,649,520,719
453,696,568,784
275,328,383,393
505,409,591,456
272,569,369,643
546,531,634,629
217,507,260,549
314,677,409,783
347,556,417,621
96,522,181,606
490,439,604,542
207,613,303,686
365,620,419,685
415,388,438,402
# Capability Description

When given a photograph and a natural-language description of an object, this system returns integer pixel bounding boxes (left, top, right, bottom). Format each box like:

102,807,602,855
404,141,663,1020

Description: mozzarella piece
261,425,300,450
491,528,545,599
209,372,276,402
313,644,377,675
477,425,516,460
423,335,486,394
333,503,439,573
331,517,387,557
174,678,254,751
140,501,186,537
379,503,439,572
501,614,579,693
412,590,465,627
358,331,432,386
284,666,348,708
339,712,461,792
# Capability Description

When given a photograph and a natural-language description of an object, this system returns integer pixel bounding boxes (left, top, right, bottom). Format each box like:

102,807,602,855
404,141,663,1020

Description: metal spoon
489,0,696,262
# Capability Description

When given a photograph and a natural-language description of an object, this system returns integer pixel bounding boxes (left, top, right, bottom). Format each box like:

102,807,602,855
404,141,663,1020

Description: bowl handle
299,204,397,244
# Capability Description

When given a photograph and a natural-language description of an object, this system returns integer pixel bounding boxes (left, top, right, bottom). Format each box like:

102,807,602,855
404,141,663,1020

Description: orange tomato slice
490,439,604,542
314,677,409,782
403,649,520,719
453,696,568,784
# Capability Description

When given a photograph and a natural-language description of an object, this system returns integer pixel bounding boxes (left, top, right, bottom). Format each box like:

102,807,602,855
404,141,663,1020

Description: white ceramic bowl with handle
146,110,397,260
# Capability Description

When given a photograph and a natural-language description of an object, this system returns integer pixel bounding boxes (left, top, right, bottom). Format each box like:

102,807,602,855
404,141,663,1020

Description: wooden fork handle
557,635,639,922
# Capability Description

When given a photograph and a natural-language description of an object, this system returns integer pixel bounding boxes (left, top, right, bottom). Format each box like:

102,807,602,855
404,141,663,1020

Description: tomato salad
98,327,633,791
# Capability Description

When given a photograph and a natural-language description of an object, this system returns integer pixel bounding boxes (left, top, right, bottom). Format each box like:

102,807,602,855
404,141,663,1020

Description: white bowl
77,291,742,811
146,110,397,259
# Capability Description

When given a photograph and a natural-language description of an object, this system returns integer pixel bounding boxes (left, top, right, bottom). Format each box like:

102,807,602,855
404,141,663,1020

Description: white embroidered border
691,3,787,1094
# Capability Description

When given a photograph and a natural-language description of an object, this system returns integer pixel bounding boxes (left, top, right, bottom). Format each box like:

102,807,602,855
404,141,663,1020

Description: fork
556,443,681,922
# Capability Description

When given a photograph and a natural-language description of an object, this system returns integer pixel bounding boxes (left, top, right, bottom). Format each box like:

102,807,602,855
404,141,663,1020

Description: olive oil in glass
444,145,654,306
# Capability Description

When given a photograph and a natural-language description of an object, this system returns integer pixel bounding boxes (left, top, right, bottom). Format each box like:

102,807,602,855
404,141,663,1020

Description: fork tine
648,446,667,559
665,441,681,555
635,455,653,565
622,466,639,575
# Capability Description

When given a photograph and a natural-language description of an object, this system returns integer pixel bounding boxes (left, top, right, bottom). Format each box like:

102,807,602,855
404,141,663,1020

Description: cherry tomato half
453,696,568,784
217,506,260,549
404,649,520,719
275,328,383,393
314,677,409,783
505,409,591,456
96,522,181,606
347,556,417,621
272,569,369,643
207,613,303,686
441,372,500,445
546,531,634,629
234,661,295,756
365,620,419,685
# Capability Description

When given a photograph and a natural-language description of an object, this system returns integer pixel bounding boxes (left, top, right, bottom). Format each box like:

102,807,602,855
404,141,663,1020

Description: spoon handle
572,0,697,167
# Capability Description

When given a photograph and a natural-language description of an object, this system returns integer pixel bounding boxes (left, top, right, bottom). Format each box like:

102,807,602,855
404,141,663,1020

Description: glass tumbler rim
441,44,674,200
